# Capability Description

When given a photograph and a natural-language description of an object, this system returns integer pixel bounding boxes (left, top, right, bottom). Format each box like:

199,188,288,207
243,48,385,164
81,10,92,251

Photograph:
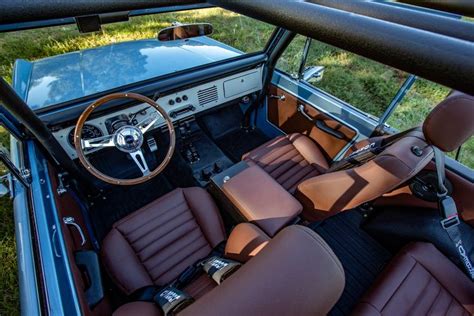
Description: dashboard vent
198,86,218,106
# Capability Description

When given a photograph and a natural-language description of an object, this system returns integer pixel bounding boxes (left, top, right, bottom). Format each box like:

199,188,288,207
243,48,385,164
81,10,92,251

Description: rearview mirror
301,66,325,83
157,23,213,41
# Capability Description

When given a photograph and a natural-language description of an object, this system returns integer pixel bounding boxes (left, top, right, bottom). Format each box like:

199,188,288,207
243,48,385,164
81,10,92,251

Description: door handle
297,104,345,139
269,94,286,101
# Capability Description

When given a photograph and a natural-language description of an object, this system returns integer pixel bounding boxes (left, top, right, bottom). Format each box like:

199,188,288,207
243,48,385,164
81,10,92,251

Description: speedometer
68,124,104,148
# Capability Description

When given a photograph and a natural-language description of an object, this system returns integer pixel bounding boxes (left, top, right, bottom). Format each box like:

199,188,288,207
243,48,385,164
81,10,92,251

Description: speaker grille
198,86,218,106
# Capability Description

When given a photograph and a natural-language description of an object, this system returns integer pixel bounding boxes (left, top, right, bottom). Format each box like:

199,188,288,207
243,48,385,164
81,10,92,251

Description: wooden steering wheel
74,92,175,185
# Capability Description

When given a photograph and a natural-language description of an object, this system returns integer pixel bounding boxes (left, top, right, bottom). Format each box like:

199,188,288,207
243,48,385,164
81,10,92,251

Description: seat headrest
422,91,474,152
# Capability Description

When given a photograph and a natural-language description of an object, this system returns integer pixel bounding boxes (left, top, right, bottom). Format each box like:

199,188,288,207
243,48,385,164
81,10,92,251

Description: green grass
0,195,17,316
0,7,472,314
277,35,473,167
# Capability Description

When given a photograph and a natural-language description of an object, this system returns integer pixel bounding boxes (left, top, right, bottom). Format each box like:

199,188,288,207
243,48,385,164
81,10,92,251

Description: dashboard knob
168,99,175,106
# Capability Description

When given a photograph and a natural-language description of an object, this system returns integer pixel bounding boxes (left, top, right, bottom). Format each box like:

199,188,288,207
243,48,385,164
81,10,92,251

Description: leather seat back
101,187,225,295
180,225,345,316
296,91,474,220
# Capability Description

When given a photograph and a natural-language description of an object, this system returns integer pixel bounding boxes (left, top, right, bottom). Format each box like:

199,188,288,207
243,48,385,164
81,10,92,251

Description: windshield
1,8,275,110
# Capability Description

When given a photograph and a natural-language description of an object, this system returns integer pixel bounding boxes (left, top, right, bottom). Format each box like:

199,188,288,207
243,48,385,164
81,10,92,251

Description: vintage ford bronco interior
0,1,473,315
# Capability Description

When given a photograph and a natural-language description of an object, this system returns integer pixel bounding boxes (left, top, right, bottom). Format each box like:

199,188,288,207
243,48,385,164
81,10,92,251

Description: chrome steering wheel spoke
82,134,114,149
136,112,160,134
129,149,150,176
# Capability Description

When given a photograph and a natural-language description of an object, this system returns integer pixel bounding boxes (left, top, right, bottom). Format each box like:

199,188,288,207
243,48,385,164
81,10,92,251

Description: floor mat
214,128,269,162
197,104,270,162
309,211,392,315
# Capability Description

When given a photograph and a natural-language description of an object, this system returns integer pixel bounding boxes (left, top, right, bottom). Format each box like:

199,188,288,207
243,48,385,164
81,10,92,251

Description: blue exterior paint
27,141,82,315
10,139,41,316
14,36,242,110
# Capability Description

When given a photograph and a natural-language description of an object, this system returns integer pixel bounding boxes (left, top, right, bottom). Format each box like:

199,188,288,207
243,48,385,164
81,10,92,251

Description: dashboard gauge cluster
67,124,103,148
52,67,263,159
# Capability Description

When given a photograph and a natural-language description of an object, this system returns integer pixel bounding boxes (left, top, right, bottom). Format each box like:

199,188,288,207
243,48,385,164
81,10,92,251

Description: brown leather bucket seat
101,187,226,296
244,91,474,220
353,242,474,315
102,187,346,315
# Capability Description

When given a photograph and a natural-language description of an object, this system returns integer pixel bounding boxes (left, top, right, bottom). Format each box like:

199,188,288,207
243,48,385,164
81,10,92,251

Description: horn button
114,126,144,153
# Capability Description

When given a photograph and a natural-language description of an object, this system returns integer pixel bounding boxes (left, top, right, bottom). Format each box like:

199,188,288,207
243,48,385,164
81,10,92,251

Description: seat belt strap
434,147,474,281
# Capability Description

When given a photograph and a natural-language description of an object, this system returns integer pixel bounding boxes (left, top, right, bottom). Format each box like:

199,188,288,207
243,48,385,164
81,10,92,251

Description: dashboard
53,67,263,159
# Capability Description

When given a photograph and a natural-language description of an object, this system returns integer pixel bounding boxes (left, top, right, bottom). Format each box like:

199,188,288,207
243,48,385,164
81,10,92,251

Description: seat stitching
139,221,198,262
127,204,190,244
111,228,155,289
130,209,194,250
445,296,455,316
279,164,315,189
265,149,301,174
379,260,417,313
115,190,185,225
136,217,198,256
404,251,469,310
401,268,433,313
426,282,442,315
181,192,215,246
118,200,187,236
151,242,209,282
258,145,296,168
271,154,305,180
145,230,205,273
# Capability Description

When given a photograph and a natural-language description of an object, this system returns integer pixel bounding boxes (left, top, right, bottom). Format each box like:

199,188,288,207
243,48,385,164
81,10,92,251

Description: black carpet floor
197,104,270,162
309,211,392,315
214,128,269,162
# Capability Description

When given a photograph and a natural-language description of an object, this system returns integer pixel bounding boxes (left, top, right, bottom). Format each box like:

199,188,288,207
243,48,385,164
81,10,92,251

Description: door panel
267,85,357,160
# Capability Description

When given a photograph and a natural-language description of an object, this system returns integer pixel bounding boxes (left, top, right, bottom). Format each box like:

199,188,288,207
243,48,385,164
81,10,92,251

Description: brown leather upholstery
242,133,329,193
267,85,357,159
222,165,303,236
180,225,345,316
296,132,433,220
101,187,226,295
353,242,474,316
113,302,162,316
423,91,474,152
224,223,270,262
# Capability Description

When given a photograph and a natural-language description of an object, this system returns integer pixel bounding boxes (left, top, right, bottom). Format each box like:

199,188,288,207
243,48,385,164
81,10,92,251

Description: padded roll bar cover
224,223,270,263
179,225,345,316
296,134,433,221
423,91,474,152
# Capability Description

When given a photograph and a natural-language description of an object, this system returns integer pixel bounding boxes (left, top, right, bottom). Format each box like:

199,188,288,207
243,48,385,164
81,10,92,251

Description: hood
19,37,241,110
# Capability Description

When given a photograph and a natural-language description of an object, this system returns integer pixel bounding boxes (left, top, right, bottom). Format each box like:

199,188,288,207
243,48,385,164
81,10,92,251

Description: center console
176,118,233,186
211,162,302,237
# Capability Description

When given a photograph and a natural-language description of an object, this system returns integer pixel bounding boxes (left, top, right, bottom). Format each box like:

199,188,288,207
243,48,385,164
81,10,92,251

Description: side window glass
302,39,409,118
275,35,306,77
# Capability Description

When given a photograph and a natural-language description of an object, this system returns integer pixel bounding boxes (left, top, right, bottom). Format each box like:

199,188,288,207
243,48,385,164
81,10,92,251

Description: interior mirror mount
301,66,325,82
157,23,213,41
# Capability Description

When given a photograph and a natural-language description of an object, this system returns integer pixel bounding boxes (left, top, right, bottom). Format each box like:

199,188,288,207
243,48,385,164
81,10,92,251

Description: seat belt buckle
202,256,241,284
439,196,459,228
154,286,194,316
441,215,460,229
